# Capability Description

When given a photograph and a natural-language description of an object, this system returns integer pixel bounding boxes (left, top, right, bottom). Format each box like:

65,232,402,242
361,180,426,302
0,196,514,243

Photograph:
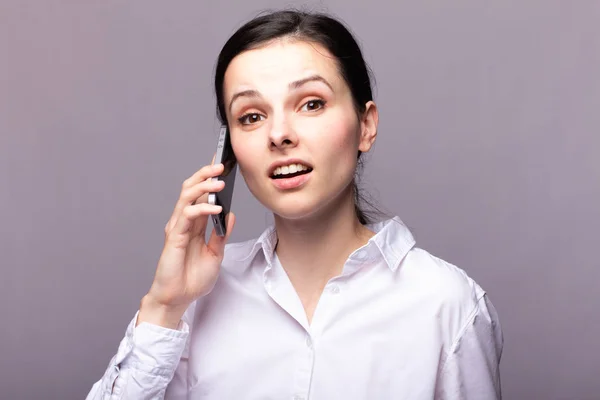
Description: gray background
1,1,599,399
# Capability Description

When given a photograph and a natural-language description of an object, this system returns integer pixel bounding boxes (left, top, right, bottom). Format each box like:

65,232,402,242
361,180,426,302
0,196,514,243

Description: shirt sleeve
435,293,504,400
85,311,190,400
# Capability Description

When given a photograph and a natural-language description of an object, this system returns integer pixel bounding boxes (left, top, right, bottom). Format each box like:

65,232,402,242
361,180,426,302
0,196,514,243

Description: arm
85,301,196,400
435,294,504,400
85,161,235,399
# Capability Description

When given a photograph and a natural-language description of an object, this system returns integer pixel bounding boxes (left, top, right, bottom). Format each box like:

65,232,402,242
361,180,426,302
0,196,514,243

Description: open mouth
270,164,313,180
271,169,312,179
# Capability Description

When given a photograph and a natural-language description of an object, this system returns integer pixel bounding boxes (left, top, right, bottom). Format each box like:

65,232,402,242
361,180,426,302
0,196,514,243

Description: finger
168,192,208,235
166,180,223,235
187,154,218,206
189,179,225,205
169,163,224,218
182,163,224,196
166,177,225,234
168,203,223,243
224,211,236,241
206,211,236,257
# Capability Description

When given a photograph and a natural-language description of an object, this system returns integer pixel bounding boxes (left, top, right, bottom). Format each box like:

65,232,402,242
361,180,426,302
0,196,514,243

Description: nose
268,116,298,150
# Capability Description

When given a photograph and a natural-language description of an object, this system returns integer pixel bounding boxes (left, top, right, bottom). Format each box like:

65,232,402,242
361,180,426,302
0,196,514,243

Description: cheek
232,138,261,183
321,113,360,158
307,114,360,188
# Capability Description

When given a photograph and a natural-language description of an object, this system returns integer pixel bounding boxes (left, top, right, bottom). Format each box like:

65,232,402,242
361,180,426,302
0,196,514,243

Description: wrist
136,294,188,330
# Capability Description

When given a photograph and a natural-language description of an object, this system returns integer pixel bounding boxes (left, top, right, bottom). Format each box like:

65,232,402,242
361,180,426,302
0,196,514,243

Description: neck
273,187,375,289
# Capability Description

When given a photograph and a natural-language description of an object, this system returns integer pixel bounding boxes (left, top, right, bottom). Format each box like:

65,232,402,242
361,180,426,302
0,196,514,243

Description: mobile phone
208,125,237,236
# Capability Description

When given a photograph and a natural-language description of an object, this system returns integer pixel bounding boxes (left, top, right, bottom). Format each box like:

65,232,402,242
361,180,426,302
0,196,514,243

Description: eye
300,99,326,112
238,113,265,125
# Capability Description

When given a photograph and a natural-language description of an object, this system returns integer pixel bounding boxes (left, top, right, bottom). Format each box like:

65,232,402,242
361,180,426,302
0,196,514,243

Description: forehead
223,39,342,94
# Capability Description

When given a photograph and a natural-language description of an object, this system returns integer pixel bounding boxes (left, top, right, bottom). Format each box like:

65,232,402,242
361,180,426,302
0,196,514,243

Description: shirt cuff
117,310,190,376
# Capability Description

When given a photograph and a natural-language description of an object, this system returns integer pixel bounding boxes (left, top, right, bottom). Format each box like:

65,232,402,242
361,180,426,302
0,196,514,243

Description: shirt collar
233,224,276,265
232,216,415,271
366,216,416,271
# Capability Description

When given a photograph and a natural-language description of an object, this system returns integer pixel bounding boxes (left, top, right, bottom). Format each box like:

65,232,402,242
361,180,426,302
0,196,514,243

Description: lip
267,158,313,177
271,170,312,190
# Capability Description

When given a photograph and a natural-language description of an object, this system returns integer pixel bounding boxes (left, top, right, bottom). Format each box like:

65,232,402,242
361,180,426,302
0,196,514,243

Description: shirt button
355,250,367,260
329,285,340,294
305,336,313,349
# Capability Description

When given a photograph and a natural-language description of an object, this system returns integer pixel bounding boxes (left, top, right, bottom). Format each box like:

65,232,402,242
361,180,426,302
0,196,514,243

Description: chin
267,201,322,222
264,190,348,223
248,178,354,222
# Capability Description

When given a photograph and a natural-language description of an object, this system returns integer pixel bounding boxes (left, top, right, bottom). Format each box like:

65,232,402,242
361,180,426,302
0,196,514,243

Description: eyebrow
289,74,334,91
228,74,334,114
228,90,261,115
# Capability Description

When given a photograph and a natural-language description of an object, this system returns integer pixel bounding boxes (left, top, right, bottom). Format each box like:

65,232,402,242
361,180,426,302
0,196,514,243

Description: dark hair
214,9,382,224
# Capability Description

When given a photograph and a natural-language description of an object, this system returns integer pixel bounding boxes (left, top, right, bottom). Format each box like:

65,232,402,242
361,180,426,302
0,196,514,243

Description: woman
87,10,502,400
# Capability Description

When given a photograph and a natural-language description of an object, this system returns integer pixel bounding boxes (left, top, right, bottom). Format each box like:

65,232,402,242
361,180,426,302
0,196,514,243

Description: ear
358,101,378,153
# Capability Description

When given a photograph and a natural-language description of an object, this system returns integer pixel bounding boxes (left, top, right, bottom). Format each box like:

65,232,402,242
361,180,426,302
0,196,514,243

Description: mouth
269,162,313,190
269,163,313,180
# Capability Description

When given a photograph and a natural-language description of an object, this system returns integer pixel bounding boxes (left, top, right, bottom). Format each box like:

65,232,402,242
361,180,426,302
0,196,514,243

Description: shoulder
403,247,484,297
400,247,487,334
408,245,473,274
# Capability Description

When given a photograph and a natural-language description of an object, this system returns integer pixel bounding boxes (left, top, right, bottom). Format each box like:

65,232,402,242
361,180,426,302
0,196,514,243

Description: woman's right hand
137,162,235,329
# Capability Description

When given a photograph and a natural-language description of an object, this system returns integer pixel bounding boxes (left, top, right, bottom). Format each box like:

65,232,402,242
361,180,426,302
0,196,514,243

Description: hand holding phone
208,126,237,236
141,158,235,329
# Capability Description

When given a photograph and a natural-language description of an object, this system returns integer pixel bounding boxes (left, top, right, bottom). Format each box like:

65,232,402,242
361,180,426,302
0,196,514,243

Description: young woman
87,10,502,400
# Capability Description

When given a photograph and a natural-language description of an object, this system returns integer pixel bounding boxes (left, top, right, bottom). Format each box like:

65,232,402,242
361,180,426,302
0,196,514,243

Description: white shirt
86,217,503,400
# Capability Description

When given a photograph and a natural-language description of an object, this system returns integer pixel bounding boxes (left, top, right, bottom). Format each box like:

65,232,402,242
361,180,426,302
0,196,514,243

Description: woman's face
223,39,377,221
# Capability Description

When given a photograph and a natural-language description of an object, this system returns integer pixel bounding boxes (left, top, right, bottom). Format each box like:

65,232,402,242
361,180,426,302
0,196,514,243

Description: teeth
273,163,309,177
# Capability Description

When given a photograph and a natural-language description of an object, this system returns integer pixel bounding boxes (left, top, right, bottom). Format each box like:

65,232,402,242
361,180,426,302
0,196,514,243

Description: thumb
206,212,236,257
